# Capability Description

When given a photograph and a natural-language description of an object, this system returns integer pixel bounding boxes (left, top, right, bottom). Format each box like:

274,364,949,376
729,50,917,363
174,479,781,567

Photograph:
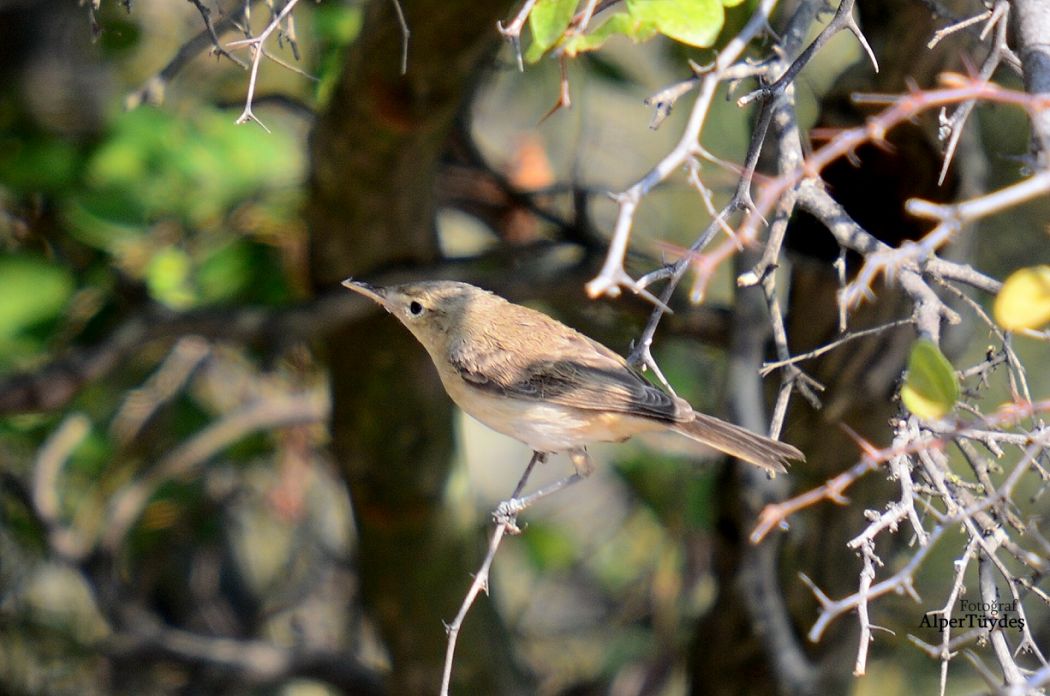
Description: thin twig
497,0,540,72
102,391,328,552
126,1,251,108
935,1,1009,184
227,0,302,130
188,0,248,67
32,413,92,560
760,318,915,376
439,451,543,696
584,0,781,301
738,0,876,108
389,0,410,74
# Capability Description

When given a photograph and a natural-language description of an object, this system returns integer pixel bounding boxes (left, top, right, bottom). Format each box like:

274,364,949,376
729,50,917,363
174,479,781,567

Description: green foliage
559,12,658,58
528,0,739,62
64,189,147,251
0,255,73,339
521,520,577,571
1,88,303,381
529,0,579,54
0,255,74,367
78,107,298,230
49,106,301,309
625,0,723,48
312,3,365,104
0,134,82,193
615,453,716,531
197,239,259,303
146,246,195,309
97,15,141,55
900,339,960,420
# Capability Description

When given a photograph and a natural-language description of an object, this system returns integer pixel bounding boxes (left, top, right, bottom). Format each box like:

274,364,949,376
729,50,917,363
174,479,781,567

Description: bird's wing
448,328,685,422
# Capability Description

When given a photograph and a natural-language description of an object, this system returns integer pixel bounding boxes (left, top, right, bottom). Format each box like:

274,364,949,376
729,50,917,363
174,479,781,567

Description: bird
343,279,803,486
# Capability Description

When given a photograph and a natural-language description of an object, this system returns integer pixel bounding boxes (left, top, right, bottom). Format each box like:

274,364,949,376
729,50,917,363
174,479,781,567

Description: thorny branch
227,0,303,131
753,397,1050,681
439,452,544,696
45,0,1050,692
584,0,783,303
488,0,1050,690
932,0,1010,184
126,1,251,109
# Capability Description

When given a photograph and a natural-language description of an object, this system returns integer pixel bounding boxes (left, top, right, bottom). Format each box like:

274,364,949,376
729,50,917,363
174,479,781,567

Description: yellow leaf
994,265,1050,331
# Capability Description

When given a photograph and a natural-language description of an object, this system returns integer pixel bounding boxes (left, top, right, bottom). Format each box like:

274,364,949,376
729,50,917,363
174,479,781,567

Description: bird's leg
510,451,547,499
494,448,592,529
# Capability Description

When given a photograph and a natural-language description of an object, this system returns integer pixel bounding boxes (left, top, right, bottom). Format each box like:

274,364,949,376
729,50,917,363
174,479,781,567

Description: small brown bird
343,279,803,477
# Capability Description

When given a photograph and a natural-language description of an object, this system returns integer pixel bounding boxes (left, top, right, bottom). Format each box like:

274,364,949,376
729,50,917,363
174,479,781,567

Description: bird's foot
493,498,526,534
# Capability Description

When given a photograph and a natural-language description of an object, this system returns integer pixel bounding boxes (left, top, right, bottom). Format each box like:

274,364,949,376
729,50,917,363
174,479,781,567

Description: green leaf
197,239,290,304
0,255,74,340
626,0,724,48
993,265,1050,331
146,247,196,309
529,0,578,52
524,36,550,64
900,339,959,420
562,12,658,56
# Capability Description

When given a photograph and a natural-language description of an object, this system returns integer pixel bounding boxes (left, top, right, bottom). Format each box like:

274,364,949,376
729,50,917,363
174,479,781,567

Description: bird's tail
671,412,803,474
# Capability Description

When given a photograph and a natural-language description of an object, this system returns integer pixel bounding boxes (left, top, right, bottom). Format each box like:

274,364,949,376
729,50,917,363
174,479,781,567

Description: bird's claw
493,498,525,533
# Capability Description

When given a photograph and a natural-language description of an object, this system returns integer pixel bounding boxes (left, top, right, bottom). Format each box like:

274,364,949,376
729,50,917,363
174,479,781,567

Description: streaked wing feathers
449,332,684,422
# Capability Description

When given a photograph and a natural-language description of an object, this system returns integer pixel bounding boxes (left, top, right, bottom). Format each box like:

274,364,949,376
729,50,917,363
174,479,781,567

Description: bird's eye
409,300,424,316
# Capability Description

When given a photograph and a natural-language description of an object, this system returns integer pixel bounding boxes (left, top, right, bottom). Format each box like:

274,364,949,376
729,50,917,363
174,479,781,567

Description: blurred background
0,0,1047,694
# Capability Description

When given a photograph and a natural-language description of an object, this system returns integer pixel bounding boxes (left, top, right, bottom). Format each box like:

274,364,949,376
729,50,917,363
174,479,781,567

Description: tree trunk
306,0,527,692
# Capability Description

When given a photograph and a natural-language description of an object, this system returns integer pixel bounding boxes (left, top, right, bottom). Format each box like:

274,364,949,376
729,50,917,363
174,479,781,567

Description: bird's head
342,279,496,355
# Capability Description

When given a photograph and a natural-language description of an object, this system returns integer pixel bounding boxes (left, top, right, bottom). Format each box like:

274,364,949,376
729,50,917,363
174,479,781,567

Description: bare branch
934,0,1009,184
390,0,410,74
584,0,780,301
227,0,302,130
440,452,544,696
738,0,876,108
127,1,250,109
102,390,328,553
496,0,540,72
760,318,915,376
32,413,92,561
104,612,384,693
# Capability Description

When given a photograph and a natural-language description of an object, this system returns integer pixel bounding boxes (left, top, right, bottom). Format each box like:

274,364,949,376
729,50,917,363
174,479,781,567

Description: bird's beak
342,278,388,307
